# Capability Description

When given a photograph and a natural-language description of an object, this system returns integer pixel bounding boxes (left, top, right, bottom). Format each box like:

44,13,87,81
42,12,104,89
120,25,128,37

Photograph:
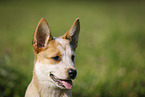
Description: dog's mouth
50,73,72,89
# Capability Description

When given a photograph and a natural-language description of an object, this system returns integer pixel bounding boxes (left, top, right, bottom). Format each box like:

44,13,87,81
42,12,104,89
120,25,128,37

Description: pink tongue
61,80,72,89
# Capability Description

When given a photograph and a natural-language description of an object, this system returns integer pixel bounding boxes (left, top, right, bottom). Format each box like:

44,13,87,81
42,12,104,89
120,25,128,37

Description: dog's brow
57,45,65,53
44,50,62,58
56,38,70,50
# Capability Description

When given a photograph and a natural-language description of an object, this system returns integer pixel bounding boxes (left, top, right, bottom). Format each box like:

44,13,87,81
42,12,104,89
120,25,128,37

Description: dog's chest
39,87,71,97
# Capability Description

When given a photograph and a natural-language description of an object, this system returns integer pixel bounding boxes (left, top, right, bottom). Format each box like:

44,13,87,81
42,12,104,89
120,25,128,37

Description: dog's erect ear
62,18,80,51
32,18,52,53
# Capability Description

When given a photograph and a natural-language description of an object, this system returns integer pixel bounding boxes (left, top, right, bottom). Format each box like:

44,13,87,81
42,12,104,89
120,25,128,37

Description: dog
25,18,80,97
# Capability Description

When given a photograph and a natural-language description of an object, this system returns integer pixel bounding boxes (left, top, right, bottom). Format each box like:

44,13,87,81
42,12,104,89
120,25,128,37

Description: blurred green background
0,0,145,97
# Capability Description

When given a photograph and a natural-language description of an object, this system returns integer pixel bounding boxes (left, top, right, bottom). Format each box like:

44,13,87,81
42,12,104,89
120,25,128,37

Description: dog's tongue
61,80,72,89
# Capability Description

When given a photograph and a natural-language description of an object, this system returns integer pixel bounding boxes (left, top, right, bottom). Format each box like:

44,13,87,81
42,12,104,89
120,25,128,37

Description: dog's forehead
55,37,68,44
54,37,72,53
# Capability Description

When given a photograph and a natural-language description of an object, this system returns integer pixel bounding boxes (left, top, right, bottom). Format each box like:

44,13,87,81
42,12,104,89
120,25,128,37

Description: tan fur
36,40,62,64
25,18,80,97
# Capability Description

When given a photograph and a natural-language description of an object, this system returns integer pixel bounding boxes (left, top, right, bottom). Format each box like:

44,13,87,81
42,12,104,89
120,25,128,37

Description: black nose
68,69,77,79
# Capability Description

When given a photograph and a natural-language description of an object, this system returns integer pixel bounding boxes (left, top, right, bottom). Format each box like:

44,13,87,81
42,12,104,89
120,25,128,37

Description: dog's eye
71,55,75,62
51,56,61,61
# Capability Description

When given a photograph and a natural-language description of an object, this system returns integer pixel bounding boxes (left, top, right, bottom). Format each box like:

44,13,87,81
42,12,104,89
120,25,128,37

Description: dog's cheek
34,62,45,80
35,62,49,77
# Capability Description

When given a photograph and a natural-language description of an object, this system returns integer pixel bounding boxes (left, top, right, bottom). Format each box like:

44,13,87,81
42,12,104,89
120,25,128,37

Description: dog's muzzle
50,69,77,89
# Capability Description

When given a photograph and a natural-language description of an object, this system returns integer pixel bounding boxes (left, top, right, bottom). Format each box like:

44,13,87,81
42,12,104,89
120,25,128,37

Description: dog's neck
32,72,72,97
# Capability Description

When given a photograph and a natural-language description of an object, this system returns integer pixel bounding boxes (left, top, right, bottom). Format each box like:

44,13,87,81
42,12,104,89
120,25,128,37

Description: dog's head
32,18,80,89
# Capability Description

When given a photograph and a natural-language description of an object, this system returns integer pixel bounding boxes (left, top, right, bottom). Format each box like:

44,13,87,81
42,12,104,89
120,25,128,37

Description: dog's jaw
34,61,73,90
31,61,72,97
25,76,72,97
34,61,55,87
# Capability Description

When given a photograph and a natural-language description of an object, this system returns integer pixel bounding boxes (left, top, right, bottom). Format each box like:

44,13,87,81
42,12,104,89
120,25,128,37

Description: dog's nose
68,69,77,79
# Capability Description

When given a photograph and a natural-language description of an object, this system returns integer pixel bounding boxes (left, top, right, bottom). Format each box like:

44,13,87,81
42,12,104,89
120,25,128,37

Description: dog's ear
32,18,52,53
62,18,80,51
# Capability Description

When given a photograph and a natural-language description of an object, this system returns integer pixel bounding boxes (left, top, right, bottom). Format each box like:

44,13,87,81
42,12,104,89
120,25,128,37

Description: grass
0,1,145,97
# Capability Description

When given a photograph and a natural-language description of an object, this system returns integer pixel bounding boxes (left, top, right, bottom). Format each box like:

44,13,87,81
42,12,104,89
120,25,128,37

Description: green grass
0,1,145,97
